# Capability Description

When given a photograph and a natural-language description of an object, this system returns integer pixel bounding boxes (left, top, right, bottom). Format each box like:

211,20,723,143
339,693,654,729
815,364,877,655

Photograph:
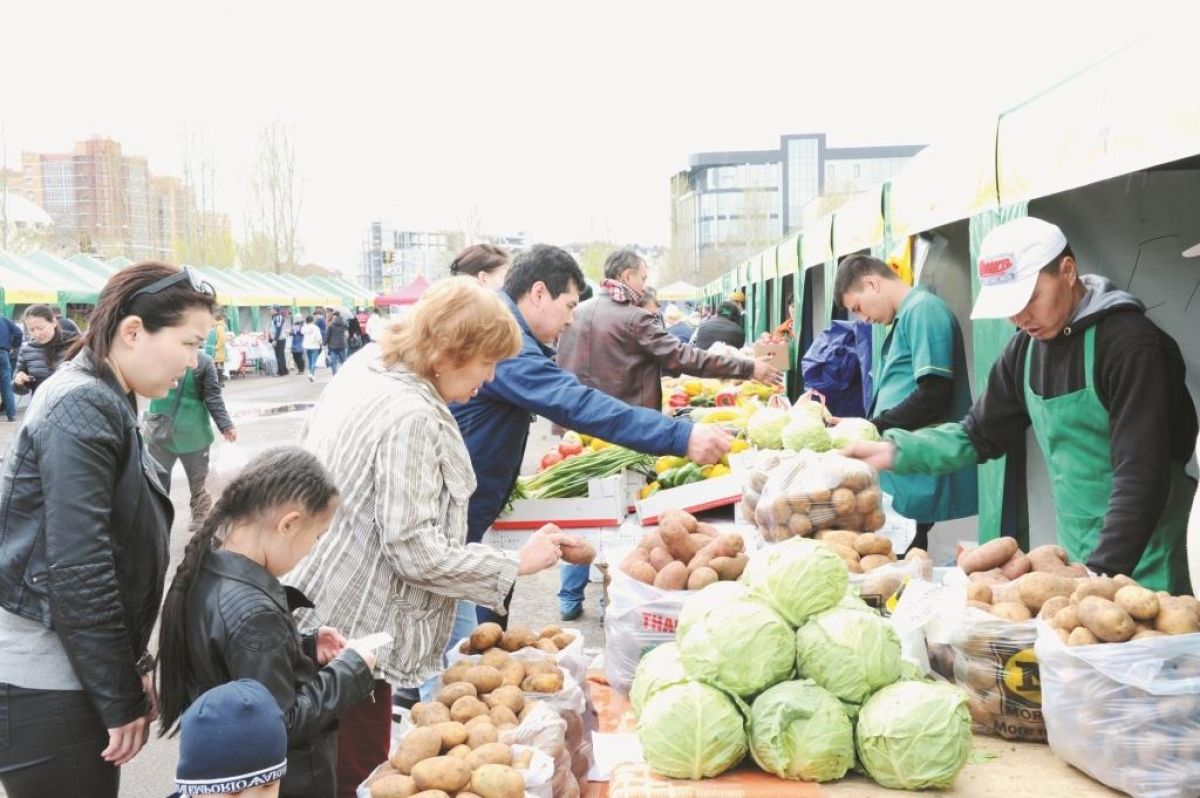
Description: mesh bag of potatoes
753,451,883,542
740,451,796,525
1035,617,1200,798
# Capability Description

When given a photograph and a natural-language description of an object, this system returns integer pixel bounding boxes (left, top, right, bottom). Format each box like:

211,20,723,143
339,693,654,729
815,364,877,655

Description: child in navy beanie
171,680,287,797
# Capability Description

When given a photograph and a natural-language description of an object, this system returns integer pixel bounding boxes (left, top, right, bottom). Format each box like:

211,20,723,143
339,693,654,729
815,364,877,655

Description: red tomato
540,451,564,470
558,440,584,457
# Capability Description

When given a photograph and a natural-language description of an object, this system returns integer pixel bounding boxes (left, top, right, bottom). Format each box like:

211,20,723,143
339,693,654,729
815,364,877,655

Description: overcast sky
1,1,1187,276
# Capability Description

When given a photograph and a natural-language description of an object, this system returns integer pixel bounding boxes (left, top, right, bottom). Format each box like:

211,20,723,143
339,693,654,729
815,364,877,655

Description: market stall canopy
374,275,430,307
23,250,106,304
107,255,133,270
0,250,57,304
68,253,118,280
656,280,699,301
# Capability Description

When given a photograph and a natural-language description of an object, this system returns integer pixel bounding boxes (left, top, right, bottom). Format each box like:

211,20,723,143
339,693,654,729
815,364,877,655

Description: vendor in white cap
843,216,1197,592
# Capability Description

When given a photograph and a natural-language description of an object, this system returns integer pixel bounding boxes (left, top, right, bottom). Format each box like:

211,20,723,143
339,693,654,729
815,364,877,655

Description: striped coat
284,345,519,687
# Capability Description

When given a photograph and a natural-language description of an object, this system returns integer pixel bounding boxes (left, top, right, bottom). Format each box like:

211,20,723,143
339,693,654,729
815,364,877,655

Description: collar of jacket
500,290,555,358
203,548,315,613
72,347,139,413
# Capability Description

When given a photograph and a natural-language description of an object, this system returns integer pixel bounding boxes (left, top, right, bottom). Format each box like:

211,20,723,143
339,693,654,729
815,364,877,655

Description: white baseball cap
970,217,1069,320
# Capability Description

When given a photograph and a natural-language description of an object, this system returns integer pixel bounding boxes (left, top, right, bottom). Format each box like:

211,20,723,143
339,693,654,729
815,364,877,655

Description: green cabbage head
795,605,901,703
630,643,689,718
748,408,790,449
678,598,795,698
677,581,752,640
638,681,748,779
792,399,832,424
856,680,973,790
741,538,848,626
829,417,881,449
748,680,854,782
781,417,832,452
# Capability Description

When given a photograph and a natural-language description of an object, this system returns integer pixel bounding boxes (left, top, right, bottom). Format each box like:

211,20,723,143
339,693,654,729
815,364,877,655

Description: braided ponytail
157,446,339,736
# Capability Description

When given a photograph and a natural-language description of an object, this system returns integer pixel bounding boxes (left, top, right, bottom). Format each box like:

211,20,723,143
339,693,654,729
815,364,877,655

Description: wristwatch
136,651,156,675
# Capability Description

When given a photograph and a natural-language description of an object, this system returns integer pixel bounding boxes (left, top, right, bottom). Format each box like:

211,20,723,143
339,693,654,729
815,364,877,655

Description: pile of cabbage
632,536,972,787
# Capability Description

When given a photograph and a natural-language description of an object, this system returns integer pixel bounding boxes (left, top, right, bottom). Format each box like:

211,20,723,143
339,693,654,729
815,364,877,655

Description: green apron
1022,326,1193,593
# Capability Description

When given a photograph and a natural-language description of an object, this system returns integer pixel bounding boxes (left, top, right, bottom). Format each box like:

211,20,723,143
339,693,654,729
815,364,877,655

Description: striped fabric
285,345,519,687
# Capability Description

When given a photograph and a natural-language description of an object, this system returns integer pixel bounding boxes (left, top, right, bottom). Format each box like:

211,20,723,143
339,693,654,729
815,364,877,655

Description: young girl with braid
157,447,378,798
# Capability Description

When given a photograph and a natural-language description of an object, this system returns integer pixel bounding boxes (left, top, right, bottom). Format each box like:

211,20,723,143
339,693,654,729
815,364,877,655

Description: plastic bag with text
603,556,690,694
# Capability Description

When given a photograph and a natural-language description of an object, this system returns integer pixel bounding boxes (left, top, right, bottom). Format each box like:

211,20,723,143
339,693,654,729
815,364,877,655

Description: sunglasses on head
129,266,217,304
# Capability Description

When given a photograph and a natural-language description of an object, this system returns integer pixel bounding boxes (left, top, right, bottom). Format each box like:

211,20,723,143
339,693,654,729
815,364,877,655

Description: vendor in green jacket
147,350,238,531
843,217,1197,593
834,254,978,553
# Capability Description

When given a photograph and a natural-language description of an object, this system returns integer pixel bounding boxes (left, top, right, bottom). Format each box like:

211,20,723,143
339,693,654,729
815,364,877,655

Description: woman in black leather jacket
0,262,217,798
157,446,376,798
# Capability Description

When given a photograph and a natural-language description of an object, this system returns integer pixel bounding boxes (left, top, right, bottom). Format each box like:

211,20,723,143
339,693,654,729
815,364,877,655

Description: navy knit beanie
175,680,287,795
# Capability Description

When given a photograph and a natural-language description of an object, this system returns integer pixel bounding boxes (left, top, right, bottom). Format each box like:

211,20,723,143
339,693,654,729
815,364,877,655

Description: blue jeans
328,347,346,375
558,563,591,614
418,600,478,703
0,354,14,421
306,348,320,375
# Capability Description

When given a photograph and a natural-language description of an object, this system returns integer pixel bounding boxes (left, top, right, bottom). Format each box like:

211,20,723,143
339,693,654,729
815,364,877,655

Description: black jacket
964,277,1197,577
0,349,173,728
325,318,348,350
693,315,746,351
14,328,81,395
183,548,375,798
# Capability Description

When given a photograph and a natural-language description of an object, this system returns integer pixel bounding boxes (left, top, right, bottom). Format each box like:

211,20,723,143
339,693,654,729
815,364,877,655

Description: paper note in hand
354,632,393,652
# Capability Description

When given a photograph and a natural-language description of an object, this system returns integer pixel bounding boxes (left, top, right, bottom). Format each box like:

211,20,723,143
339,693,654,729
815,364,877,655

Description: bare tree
243,122,303,272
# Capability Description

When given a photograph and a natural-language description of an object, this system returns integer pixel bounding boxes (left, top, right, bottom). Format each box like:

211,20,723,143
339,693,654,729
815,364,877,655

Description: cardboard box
635,472,745,524
753,341,790,371
491,474,627,530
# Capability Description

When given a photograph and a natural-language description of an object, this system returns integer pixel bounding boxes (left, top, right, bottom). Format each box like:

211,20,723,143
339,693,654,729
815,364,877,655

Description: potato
522,671,564,693
1073,576,1120,603
436,682,477,708
467,722,499,749
534,638,559,654
367,763,401,786
522,659,559,677
489,706,519,727
370,774,418,798
1054,626,1070,645
686,533,744,573
653,561,688,590
499,661,526,688
1027,544,1088,577
410,792,451,798
648,547,675,571
999,551,1032,581
957,537,1018,574
844,558,863,574
550,632,575,650
1112,574,1139,589
466,742,513,769
464,715,495,731
1017,572,1077,614
478,649,510,669
1067,626,1099,646
411,701,451,727
1132,629,1168,640
904,546,931,562
469,623,503,653
991,580,1021,606
470,764,526,798
853,533,892,557
1173,594,1200,622
442,662,471,685
822,541,860,562
1038,594,1070,620
659,509,698,533
694,522,720,538
787,514,813,537
411,756,472,793
816,529,859,548
450,696,489,723
990,601,1032,622
829,487,855,515
859,554,891,572
1155,600,1200,635
687,566,719,590
863,509,886,532
966,599,993,612
709,554,748,581
1114,585,1160,621
459,794,483,798
484,685,525,715
968,568,1009,586
855,488,881,514
1053,605,1082,632
659,518,705,562
560,539,595,565
390,727,444,773
1078,596,1136,642
638,529,665,550
431,721,468,752
513,748,534,770
966,582,993,605
498,626,536,652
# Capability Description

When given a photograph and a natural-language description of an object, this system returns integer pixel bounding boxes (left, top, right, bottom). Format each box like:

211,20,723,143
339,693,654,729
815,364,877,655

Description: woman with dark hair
0,263,216,797
13,303,81,395
449,243,510,289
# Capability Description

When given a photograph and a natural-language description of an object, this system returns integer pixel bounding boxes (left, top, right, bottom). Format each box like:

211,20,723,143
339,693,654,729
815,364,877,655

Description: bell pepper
668,391,690,409
683,379,703,397
730,438,751,453
591,438,611,451
706,464,732,479
689,395,713,407
540,451,563,470
657,467,681,489
674,463,704,486
655,455,688,475
639,481,661,500
714,390,738,407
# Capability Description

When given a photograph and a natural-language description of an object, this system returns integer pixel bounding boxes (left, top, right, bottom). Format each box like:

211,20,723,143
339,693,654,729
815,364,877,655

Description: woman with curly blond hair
284,278,574,796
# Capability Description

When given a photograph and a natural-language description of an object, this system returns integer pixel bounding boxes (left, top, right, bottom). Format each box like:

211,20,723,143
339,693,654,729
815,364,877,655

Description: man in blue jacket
452,244,731,622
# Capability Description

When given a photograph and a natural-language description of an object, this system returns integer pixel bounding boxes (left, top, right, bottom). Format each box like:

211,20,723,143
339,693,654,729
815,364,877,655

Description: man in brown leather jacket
557,249,781,410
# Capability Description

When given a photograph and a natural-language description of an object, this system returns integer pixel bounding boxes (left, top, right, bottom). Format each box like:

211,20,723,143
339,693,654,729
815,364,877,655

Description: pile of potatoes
619,510,748,590
368,655,556,797
458,622,576,661
742,454,884,541
812,529,929,574
1039,577,1200,645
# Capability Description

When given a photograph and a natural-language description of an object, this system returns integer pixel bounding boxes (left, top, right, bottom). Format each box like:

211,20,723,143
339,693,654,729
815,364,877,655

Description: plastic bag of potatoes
359,731,554,798
1035,619,1200,798
750,451,883,542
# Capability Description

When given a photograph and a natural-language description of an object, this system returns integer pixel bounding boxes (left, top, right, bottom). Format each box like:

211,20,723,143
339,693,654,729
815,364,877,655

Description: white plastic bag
1035,621,1200,798
356,742,553,798
602,556,690,693
205,440,249,496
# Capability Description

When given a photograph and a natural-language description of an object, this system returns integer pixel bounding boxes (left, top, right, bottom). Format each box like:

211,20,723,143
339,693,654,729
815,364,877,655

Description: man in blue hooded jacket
452,244,732,622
